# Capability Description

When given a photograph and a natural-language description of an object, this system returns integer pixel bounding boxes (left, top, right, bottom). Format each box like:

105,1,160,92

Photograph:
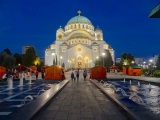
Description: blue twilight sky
0,0,160,59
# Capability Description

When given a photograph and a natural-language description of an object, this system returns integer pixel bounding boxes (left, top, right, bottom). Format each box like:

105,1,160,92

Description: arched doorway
77,55,83,68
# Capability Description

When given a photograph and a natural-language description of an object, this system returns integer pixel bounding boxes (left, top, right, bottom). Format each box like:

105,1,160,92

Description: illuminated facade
45,11,115,68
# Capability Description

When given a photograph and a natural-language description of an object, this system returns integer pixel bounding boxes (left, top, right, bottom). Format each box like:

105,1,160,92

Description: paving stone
54,111,68,119
106,115,128,120
81,111,94,119
34,72,128,120
47,104,60,110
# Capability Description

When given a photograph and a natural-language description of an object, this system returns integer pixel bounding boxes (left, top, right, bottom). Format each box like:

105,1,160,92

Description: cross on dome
78,10,81,16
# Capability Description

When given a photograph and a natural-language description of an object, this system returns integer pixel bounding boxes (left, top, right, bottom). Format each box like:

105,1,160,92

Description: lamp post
102,53,105,67
149,59,153,76
89,60,92,68
60,56,62,66
68,60,70,70
149,59,153,69
143,61,146,69
18,63,21,72
52,52,55,65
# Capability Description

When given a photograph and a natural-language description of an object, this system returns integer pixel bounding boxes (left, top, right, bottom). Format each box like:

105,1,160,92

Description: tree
120,53,135,65
34,57,40,66
22,47,37,66
156,55,160,69
13,53,22,65
93,49,113,68
1,48,12,55
0,52,15,69
104,49,113,67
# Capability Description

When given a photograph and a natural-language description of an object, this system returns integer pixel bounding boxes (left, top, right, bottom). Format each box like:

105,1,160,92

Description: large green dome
67,16,92,24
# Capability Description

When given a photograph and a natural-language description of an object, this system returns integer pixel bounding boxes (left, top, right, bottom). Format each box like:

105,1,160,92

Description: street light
149,59,153,69
102,53,105,66
60,56,63,66
68,60,70,70
52,52,55,65
89,60,92,68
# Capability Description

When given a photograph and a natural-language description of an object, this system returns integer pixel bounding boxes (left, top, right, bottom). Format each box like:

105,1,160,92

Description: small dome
57,26,64,32
70,33,88,39
95,26,102,31
67,16,92,24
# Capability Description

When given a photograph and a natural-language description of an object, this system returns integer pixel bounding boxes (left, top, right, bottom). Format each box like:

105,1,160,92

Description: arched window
58,34,62,40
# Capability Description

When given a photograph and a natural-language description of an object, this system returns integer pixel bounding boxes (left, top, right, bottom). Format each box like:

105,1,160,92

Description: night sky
0,0,160,59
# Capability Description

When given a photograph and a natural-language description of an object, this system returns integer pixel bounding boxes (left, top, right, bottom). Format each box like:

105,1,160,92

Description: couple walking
71,70,87,81
71,71,79,82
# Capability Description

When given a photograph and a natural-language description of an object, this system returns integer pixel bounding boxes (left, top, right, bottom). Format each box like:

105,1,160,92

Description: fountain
100,80,104,83
123,78,125,82
116,88,128,96
130,80,132,84
11,95,33,107
8,76,13,89
28,74,33,84
104,82,110,87
19,72,24,86
129,92,144,105
103,79,160,118
149,83,151,89
36,89,45,97
116,88,129,96
21,95,33,106
108,84,116,91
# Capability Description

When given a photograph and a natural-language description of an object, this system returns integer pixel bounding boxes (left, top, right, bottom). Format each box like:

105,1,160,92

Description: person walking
71,72,74,81
35,70,39,80
76,72,79,82
83,71,87,81
42,71,44,80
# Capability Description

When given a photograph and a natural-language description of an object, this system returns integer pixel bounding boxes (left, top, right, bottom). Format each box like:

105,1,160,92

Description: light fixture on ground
102,53,105,66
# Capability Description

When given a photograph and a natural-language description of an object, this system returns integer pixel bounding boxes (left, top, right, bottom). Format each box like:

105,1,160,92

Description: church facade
45,11,115,69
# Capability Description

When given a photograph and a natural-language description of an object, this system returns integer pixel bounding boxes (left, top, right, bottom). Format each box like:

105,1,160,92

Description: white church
45,11,115,69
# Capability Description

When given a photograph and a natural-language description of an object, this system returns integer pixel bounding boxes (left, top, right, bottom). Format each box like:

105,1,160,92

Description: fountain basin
91,79,160,120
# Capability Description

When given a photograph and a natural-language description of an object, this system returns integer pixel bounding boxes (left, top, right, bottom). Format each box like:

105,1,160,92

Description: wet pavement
34,71,128,120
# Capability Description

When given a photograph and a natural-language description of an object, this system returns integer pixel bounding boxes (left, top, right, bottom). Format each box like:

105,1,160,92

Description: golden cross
78,10,81,16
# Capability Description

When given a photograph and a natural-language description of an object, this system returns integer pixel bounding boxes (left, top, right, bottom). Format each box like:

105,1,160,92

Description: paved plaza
34,71,128,120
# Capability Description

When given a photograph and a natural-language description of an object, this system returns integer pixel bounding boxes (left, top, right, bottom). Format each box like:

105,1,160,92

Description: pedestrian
83,71,87,81
42,71,44,80
71,72,74,81
35,70,38,80
76,72,79,82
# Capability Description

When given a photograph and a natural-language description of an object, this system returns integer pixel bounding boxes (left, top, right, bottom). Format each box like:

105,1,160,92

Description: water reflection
105,80,160,116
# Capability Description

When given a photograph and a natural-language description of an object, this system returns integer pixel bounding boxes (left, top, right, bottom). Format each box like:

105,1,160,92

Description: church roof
67,16,92,25
92,42,98,45
70,33,89,39
149,3,160,18
61,42,68,46
108,45,113,49
95,26,102,31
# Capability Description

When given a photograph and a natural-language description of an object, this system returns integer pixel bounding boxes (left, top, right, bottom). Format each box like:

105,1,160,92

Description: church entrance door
78,62,82,68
